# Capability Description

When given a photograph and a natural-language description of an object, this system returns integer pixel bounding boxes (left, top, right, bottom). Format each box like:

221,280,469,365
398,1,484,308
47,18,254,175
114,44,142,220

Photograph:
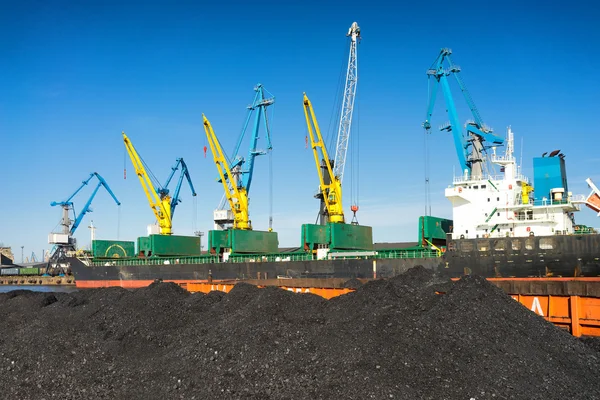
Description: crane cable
267,99,276,231
326,36,350,155
424,76,432,216
192,196,198,234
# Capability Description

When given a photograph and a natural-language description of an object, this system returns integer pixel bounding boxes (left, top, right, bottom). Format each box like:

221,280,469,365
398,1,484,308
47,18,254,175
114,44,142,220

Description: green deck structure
418,216,453,247
92,240,136,258
301,223,373,251
208,229,279,254
136,235,201,257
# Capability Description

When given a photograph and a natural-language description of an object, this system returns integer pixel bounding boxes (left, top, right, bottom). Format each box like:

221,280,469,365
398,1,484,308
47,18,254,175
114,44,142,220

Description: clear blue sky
1,0,599,260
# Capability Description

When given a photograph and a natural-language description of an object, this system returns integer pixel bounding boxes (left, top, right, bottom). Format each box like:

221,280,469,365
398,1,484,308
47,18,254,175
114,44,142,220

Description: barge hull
70,257,444,289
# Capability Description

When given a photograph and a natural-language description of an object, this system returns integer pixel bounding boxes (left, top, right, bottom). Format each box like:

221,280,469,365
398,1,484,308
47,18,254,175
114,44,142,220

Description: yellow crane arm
122,132,172,235
302,93,345,224
202,115,251,230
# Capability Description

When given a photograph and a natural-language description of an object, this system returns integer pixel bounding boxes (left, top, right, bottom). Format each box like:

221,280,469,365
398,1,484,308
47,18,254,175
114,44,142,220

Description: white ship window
487,198,490,202
539,238,555,250
525,238,535,250
461,242,473,252
497,197,500,201
481,185,487,189
477,240,490,251
494,240,506,251
497,213,500,216
512,240,521,251
474,185,479,189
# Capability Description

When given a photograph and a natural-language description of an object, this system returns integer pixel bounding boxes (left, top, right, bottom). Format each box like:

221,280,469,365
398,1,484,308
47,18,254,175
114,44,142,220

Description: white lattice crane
333,22,360,186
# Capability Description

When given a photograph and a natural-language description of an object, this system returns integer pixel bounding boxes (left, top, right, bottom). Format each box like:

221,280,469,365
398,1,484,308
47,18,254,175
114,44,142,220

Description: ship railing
376,249,439,259
513,214,556,222
452,173,529,184
92,255,222,266
570,194,587,203
531,198,577,207
90,248,441,266
228,252,316,263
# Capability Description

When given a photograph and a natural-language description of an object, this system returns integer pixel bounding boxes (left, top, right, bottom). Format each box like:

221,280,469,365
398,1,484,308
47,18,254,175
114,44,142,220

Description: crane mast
423,48,504,180
123,132,173,235
303,93,345,224
203,114,251,230
333,22,360,185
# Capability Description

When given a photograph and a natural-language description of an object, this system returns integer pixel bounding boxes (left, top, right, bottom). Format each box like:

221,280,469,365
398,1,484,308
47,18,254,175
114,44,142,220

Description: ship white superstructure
446,128,582,240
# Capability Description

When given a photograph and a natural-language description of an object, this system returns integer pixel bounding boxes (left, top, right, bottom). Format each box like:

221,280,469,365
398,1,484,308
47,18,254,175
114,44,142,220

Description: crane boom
333,22,360,185
161,158,197,219
203,114,251,230
50,172,120,236
71,173,120,234
423,48,504,179
122,132,172,235
303,93,345,224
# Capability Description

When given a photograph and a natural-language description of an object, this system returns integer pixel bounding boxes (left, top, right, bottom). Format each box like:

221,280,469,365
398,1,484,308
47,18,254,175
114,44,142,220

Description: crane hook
350,204,359,225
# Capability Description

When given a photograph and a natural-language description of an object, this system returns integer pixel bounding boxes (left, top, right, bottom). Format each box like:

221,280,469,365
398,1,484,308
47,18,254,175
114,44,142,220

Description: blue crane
229,83,274,193
51,172,121,236
213,83,274,230
47,172,120,275
157,158,197,220
423,48,504,179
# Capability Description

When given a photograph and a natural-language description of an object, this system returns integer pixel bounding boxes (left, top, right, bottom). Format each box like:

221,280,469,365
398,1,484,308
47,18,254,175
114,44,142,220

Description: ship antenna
519,136,524,172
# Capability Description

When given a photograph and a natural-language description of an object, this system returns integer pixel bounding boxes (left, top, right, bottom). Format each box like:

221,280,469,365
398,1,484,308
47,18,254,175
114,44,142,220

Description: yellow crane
202,115,251,230
122,132,173,235
302,93,345,224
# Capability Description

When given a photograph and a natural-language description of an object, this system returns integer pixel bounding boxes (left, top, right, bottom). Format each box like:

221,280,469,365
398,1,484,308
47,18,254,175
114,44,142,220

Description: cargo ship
66,126,600,288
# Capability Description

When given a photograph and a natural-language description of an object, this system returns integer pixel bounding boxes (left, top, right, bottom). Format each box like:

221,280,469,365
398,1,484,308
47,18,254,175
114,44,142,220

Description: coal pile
0,267,599,400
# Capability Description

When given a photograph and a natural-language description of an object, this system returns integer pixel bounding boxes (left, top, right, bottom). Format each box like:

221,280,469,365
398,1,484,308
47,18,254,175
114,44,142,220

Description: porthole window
461,242,473,252
525,238,535,250
539,238,555,250
477,240,490,251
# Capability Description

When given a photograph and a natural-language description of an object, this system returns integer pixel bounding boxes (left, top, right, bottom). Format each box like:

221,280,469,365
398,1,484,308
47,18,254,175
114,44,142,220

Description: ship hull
70,257,444,288
443,234,600,278
70,233,600,288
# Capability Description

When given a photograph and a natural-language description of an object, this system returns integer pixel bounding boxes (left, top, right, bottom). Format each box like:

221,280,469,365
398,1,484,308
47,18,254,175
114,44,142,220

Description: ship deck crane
47,172,120,274
123,133,196,235
301,22,372,253
203,115,251,230
423,48,504,180
303,93,345,224
213,84,274,231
